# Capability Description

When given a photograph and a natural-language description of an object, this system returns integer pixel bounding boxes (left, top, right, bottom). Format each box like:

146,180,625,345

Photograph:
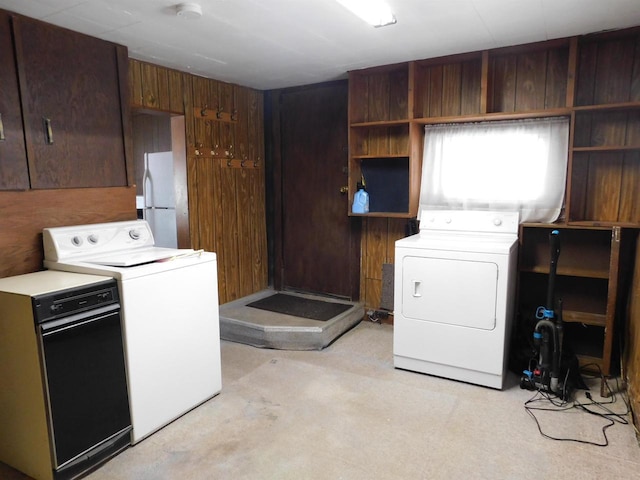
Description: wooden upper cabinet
488,41,570,113
349,65,409,124
12,13,129,189
129,59,144,108
414,54,483,118
0,11,29,190
575,32,640,106
567,28,640,225
129,59,185,114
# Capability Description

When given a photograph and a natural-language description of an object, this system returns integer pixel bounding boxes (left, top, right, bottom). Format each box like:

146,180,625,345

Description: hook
231,109,238,121
200,104,208,117
216,106,223,119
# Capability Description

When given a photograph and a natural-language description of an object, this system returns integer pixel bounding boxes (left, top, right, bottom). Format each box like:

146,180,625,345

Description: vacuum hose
533,230,562,393
534,319,559,392
546,230,561,310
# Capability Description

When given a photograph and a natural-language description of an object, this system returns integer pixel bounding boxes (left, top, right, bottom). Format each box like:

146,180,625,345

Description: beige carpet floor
2,321,639,479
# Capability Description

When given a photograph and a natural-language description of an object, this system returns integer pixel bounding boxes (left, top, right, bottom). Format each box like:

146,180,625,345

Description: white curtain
420,117,569,223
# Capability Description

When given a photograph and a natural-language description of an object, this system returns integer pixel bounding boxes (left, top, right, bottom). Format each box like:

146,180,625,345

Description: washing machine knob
129,229,141,240
71,236,82,246
445,217,452,224
88,234,99,244
493,218,503,226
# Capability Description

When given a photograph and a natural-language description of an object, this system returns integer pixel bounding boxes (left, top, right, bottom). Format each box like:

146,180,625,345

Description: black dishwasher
34,278,131,479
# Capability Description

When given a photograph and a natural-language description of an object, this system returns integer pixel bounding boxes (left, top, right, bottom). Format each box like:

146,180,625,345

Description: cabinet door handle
0,113,5,141
43,117,54,144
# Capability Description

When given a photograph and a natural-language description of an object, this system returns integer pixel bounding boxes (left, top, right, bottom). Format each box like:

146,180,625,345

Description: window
420,117,569,223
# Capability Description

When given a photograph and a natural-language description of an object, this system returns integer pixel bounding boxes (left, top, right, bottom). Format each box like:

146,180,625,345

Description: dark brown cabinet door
0,11,29,190
13,14,128,189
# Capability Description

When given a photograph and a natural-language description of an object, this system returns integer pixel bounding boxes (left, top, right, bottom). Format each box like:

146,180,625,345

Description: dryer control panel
418,209,519,235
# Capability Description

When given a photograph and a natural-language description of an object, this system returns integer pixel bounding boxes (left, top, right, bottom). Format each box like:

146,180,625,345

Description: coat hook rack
221,157,260,169
193,106,238,123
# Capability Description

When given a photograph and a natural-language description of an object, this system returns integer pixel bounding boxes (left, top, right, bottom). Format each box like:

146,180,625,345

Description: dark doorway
267,81,360,300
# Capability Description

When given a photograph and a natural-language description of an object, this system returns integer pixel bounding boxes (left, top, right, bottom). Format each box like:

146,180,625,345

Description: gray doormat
246,293,352,321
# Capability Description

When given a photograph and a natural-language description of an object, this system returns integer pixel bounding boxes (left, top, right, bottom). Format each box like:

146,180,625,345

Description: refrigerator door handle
142,153,153,209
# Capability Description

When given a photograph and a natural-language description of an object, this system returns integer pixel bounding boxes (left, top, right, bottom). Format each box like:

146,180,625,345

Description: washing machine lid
86,247,188,267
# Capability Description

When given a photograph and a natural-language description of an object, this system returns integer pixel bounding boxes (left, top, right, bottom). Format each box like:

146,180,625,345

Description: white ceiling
1,0,639,90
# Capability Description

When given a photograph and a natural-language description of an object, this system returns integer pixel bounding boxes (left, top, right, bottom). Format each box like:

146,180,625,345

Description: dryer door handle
412,280,421,297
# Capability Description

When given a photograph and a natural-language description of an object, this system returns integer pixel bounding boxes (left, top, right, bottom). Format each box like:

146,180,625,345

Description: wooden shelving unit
347,64,413,217
348,27,640,375
517,224,636,375
347,28,640,223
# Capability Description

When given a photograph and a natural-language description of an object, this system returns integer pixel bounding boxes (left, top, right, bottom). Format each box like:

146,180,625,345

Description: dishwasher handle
40,303,121,336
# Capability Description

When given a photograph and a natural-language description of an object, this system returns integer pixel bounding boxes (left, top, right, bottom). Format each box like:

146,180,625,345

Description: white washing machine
43,220,221,443
393,209,519,389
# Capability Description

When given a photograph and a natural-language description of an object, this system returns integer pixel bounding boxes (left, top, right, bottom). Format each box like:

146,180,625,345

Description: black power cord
523,367,630,447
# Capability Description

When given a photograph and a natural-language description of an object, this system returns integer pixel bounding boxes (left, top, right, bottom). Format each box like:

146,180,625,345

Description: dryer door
402,255,498,330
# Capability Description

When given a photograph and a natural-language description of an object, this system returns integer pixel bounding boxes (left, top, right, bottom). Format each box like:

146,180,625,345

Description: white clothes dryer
393,209,519,389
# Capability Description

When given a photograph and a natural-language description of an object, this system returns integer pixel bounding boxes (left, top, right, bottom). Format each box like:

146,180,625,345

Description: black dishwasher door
39,302,131,471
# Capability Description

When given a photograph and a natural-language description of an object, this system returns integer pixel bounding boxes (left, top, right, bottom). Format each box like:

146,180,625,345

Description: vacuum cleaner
520,229,572,400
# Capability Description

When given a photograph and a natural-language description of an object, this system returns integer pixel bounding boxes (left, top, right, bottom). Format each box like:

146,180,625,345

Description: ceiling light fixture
336,0,396,28
175,2,203,20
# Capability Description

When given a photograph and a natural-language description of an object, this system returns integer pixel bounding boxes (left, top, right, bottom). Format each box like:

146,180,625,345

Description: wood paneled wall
129,59,268,305
627,235,640,426
0,57,270,306
360,217,406,315
0,187,137,278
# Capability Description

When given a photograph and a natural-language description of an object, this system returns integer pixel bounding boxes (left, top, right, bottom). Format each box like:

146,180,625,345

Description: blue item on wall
352,183,369,214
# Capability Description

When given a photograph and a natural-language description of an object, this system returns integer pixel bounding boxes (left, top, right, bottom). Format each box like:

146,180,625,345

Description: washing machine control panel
43,221,155,261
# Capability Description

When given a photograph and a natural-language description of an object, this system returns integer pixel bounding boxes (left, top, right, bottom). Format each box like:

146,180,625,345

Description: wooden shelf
573,101,640,112
572,145,640,153
353,154,409,159
566,220,640,228
519,265,610,279
350,120,409,128
562,309,607,327
349,212,412,218
413,108,571,124
577,355,604,372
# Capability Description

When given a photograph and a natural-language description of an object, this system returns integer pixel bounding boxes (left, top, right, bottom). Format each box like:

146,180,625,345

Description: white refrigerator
140,151,178,248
